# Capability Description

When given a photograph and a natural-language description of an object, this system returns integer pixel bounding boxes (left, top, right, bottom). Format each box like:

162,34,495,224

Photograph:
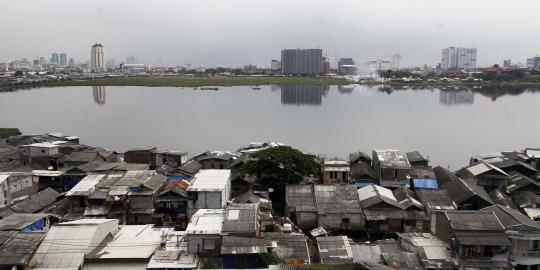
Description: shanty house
398,232,455,269
321,160,350,184
154,179,189,228
415,188,457,233
186,209,225,256
446,177,494,210
357,185,404,234
317,236,354,264
31,219,120,270
0,230,46,270
222,203,259,237
221,236,269,269
314,184,365,231
153,149,188,168
372,149,412,188
285,185,317,229
187,169,231,218
481,205,540,269
262,232,311,264
457,162,509,191
434,210,511,269
393,188,428,232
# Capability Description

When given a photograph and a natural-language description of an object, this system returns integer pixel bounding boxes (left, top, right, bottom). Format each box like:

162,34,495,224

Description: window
204,239,215,250
533,240,539,250
41,149,46,154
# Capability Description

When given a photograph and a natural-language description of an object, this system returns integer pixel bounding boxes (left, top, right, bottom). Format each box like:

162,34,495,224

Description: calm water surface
0,84,538,169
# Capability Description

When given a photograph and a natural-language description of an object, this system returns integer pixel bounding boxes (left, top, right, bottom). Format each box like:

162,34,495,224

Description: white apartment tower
441,47,477,70
90,43,105,71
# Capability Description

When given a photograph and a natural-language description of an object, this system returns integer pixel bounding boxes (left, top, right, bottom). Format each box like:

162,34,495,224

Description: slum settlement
3,133,540,270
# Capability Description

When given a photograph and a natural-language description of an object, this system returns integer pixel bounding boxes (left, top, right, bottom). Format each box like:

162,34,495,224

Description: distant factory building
441,47,477,70
91,43,105,72
338,58,355,75
281,48,323,75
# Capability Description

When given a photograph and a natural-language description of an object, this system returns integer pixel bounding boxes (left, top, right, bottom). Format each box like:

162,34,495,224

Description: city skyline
2,0,540,67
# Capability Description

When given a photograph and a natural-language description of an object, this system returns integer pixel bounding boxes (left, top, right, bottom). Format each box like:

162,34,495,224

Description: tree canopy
240,146,320,212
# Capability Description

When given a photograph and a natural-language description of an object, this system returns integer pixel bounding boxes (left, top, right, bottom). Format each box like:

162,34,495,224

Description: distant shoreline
0,76,350,92
2,75,540,92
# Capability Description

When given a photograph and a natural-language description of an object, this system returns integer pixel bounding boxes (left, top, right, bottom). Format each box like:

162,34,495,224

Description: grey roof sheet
506,171,540,193
393,188,424,210
222,203,258,234
314,185,363,214
406,151,429,163
0,231,45,266
172,159,202,175
0,213,49,231
433,166,459,188
65,152,99,163
221,236,268,254
10,188,59,213
377,239,421,269
286,185,317,212
454,231,510,246
373,149,411,168
445,210,504,231
262,232,310,263
488,189,518,209
512,191,540,207
350,162,377,180
481,205,540,231
317,236,353,264
415,189,456,210
445,178,493,205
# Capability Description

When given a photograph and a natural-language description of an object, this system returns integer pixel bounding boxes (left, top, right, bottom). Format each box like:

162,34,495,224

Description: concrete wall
318,213,364,231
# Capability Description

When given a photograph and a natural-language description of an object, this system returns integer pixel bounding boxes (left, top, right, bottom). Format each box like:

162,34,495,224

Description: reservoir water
1,84,538,169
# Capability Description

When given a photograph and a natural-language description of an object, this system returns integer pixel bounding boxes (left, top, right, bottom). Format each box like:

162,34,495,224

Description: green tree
240,146,320,213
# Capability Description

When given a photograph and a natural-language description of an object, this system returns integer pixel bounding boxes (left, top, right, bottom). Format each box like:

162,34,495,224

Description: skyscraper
91,43,105,71
337,58,355,75
39,57,46,65
60,53,67,66
51,53,59,65
392,53,401,69
281,48,323,75
69,58,75,67
441,47,477,70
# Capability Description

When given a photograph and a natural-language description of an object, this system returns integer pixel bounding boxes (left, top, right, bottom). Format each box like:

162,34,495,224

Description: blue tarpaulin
412,178,438,189
22,218,46,232
355,181,375,188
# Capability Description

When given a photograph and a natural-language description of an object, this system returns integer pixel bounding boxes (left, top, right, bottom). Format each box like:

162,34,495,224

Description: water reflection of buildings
337,85,355,94
281,85,323,106
439,89,474,105
93,86,106,105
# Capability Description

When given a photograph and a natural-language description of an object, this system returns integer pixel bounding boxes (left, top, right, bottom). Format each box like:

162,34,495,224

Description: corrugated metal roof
0,231,45,266
66,174,105,197
32,219,119,269
415,189,456,210
0,213,49,231
222,203,258,234
187,169,231,192
88,225,167,259
221,236,268,254
286,185,317,212
373,149,411,168
317,236,353,264
314,185,362,214
185,209,224,234
357,185,402,209
454,231,510,246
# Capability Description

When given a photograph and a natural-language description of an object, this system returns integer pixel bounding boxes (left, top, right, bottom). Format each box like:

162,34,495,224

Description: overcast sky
1,0,539,67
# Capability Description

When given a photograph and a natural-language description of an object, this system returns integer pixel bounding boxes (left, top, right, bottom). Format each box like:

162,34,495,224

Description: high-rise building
441,47,477,70
526,57,540,70
392,53,401,69
59,53,67,66
39,57,46,65
91,43,105,71
503,59,511,68
337,58,355,75
281,48,323,75
51,53,59,65
69,58,75,67
93,86,106,105
322,56,331,74
271,59,281,71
